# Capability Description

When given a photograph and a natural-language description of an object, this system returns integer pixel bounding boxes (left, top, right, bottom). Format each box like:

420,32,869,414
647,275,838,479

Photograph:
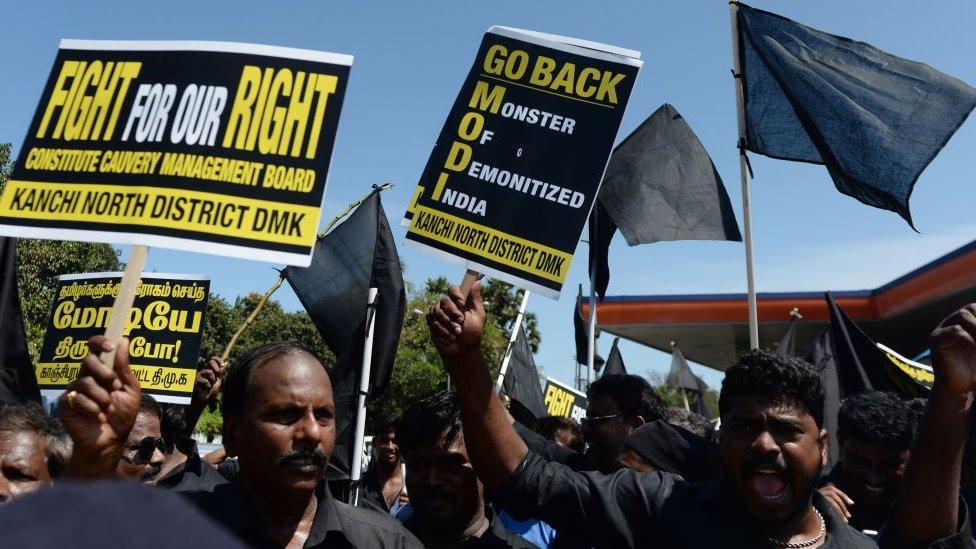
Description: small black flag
503,324,547,421
807,327,841,467
776,314,798,358
602,338,627,377
736,2,976,226
574,285,604,369
0,238,38,405
284,190,406,476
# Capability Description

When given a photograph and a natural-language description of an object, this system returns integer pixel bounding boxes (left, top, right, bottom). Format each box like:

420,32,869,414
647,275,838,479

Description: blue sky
2,0,975,390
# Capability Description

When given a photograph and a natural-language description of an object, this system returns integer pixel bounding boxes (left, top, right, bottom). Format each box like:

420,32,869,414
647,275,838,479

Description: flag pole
99,245,149,366
729,1,759,350
349,287,379,506
494,290,531,395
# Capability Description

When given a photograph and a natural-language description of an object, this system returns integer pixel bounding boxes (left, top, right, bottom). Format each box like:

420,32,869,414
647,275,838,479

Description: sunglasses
121,436,164,463
581,413,623,428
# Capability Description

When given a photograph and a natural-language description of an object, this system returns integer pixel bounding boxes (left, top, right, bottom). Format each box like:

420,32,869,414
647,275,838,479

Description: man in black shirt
818,391,915,532
582,374,667,473
427,283,974,548
59,337,421,548
397,390,534,548
358,412,407,515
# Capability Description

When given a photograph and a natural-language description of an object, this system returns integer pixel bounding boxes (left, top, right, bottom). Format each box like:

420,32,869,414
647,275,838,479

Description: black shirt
494,451,973,549
156,439,228,493
404,506,536,549
183,479,423,548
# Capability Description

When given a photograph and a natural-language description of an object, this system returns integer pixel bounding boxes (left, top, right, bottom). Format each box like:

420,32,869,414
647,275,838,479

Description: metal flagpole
730,1,760,350
494,290,532,395
349,287,379,506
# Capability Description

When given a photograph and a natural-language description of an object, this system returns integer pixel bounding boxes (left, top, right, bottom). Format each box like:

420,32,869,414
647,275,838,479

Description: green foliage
196,406,223,436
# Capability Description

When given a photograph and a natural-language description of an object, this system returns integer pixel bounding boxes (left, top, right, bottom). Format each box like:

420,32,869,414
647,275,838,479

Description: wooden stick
220,275,284,363
99,245,149,366
459,269,482,296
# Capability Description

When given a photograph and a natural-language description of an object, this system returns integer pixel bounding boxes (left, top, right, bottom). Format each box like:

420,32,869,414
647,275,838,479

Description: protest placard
0,40,351,267
35,272,210,405
543,376,588,423
404,27,641,298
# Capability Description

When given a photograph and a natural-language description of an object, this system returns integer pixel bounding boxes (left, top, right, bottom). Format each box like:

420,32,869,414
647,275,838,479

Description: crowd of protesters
3,284,976,548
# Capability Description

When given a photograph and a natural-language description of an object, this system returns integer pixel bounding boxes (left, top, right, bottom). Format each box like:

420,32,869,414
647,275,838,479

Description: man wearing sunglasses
115,394,165,484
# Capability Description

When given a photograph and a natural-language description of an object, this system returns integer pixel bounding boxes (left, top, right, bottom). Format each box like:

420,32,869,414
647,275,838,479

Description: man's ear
223,416,239,457
633,415,646,428
819,428,829,468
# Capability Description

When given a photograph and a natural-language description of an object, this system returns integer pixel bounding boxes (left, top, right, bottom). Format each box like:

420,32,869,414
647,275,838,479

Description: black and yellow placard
543,376,588,423
36,272,210,405
404,27,641,298
0,40,351,267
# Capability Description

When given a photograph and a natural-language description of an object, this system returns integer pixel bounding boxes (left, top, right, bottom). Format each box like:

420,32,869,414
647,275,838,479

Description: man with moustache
114,394,166,484
428,282,974,548
60,337,421,548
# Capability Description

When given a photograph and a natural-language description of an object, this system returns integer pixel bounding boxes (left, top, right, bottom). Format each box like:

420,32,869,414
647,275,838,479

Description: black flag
826,293,929,399
573,285,604,369
503,324,547,421
806,328,841,467
735,2,976,226
589,104,742,297
602,338,627,377
284,190,406,475
667,344,700,392
776,315,798,358
0,238,39,405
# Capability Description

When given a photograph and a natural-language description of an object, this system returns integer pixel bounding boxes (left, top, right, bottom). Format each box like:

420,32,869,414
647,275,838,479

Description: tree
368,278,515,417
0,143,123,360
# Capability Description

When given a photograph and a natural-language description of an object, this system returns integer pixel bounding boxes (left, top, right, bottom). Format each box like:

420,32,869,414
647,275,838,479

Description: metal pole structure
730,1,760,350
349,287,379,506
494,290,532,395
586,210,598,389
681,389,690,412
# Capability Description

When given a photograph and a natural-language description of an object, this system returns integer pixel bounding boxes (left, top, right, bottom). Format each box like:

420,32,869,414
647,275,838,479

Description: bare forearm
892,386,970,542
446,350,528,490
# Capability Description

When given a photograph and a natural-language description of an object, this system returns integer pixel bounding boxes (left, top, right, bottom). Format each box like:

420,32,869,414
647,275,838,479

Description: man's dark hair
719,349,825,427
221,341,322,418
159,404,189,454
138,393,162,419
536,415,583,453
838,391,915,450
665,407,711,438
397,391,462,458
370,411,399,437
0,403,70,477
588,374,666,423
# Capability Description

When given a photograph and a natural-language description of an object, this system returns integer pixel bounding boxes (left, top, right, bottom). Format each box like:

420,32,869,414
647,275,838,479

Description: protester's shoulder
332,499,424,548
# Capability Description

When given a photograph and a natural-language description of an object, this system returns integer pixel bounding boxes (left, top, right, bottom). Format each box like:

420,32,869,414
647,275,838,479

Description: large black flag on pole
284,189,406,476
0,238,39,405
503,324,547,421
602,338,627,377
588,104,742,297
826,292,930,399
734,2,976,226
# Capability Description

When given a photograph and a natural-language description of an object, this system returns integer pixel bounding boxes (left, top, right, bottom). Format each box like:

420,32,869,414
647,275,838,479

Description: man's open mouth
750,468,788,503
